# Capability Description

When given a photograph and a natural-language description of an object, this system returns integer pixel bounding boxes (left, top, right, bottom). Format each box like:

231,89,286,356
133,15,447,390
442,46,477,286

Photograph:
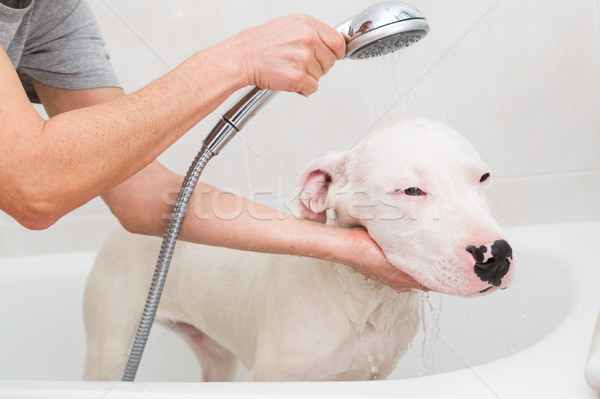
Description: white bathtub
0,222,598,398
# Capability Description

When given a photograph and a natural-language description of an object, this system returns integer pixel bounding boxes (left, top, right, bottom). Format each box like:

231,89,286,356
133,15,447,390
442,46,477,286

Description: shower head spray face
336,1,429,59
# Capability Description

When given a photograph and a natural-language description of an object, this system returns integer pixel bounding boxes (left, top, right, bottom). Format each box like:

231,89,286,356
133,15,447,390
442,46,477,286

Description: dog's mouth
477,285,508,295
479,286,494,294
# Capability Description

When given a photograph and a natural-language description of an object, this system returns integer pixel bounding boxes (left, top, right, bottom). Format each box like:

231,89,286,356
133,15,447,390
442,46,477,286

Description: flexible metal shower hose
122,147,214,381
120,87,273,382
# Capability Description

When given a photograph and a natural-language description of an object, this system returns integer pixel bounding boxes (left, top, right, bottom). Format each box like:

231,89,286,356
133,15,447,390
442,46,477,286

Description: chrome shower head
336,1,429,59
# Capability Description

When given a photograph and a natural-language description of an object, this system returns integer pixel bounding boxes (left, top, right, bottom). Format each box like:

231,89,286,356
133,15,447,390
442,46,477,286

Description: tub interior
0,236,575,382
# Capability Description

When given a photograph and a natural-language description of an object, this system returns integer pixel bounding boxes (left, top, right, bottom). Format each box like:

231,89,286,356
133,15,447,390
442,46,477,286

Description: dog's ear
295,152,346,224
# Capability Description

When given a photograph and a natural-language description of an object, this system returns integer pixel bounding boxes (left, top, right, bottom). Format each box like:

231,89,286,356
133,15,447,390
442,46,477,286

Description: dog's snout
466,240,512,287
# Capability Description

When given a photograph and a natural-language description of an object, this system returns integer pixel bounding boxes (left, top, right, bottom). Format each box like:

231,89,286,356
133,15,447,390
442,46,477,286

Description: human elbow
101,185,167,238
17,215,57,231
14,199,62,230
111,205,161,237
8,185,66,230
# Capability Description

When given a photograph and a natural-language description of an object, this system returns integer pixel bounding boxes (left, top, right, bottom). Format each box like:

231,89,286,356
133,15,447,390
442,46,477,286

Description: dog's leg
243,366,278,382
82,289,139,381
83,330,134,381
172,322,238,382
82,245,149,381
242,369,259,381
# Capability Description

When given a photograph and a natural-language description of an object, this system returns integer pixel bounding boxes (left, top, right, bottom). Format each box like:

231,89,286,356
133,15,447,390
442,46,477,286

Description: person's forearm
181,184,342,258
103,161,341,258
104,163,426,292
7,45,244,229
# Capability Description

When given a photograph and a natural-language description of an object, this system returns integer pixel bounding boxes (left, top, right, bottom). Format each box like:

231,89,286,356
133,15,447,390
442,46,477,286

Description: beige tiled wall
1,0,599,257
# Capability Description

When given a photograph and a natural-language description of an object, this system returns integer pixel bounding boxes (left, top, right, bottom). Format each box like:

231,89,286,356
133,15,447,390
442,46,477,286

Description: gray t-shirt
0,0,120,103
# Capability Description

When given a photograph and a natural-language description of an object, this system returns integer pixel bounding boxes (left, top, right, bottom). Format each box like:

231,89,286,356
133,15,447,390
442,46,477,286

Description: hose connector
203,87,275,156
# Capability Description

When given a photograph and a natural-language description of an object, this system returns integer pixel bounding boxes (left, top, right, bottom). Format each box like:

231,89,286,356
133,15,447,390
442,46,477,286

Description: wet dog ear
295,152,346,224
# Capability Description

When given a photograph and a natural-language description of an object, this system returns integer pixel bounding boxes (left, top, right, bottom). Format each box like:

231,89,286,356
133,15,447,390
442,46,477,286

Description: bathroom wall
1,0,599,257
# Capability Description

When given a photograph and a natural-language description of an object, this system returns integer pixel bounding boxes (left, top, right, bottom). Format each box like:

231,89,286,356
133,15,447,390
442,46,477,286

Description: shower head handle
203,87,274,155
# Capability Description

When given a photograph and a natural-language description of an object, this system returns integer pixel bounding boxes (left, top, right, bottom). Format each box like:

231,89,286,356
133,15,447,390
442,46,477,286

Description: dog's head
296,116,515,296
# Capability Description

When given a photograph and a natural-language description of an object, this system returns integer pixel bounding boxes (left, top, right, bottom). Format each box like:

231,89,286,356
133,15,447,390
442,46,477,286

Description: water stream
333,264,445,379
417,291,443,375
333,264,379,378
355,46,464,131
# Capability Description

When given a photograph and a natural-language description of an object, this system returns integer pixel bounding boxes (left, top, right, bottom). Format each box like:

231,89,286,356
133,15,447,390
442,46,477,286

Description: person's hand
340,227,429,293
226,14,346,96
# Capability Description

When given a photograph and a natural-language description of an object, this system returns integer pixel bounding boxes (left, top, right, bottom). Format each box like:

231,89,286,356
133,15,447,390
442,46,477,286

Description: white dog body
84,116,514,381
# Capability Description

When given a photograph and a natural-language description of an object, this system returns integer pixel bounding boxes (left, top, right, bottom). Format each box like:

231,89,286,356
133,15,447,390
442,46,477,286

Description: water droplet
371,366,379,374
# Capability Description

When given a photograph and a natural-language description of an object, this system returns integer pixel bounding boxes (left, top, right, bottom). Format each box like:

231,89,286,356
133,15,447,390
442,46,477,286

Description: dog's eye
402,187,426,196
480,172,491,183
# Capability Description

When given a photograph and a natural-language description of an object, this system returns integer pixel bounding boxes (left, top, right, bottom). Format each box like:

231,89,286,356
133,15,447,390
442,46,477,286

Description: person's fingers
386,268,429,292
312,43,337,77
304,53,324,83
315,22,346,60
296,19,344,94
298,24,338,93
229,15,345,94
297,73,318,97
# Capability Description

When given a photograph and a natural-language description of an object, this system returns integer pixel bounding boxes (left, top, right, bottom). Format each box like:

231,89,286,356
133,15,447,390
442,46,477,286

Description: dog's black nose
466,240,512,287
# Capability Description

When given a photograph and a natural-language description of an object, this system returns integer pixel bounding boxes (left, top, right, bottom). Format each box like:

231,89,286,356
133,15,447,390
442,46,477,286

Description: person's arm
103,159,426,293
0,14,344,230
3,11,424,291
34,85,425,293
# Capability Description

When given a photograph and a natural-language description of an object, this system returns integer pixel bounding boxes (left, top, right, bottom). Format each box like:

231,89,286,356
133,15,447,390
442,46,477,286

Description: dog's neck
323,262,414,328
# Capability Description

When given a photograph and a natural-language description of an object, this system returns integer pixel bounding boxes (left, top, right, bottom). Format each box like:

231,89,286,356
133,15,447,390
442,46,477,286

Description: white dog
83,116,515,381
